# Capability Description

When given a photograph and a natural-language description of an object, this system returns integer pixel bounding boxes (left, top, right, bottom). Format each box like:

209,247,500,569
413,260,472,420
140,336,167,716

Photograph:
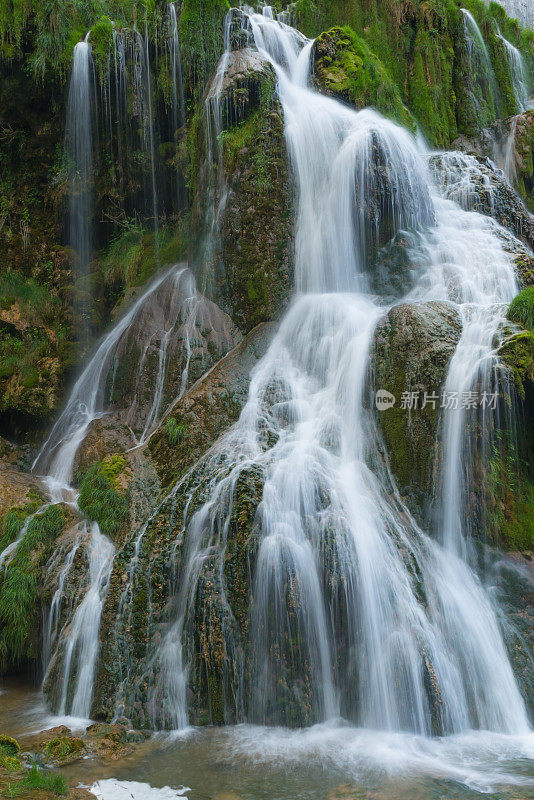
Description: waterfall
32,266,203,718
461,9,497,119
498,33,532,111
66,37,95,339
153,7,530,739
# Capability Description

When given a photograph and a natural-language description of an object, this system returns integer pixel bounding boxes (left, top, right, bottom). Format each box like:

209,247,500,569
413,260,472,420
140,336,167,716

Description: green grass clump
95,222,188,314
508,287,534,332
0,503,40,555
5,764,67,797
166,417,187,446
77,463,128,539
0,506,66,667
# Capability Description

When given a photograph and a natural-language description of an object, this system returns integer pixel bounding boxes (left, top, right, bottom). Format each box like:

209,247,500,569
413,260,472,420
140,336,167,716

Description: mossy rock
508,287,534,332
372,301,462,514
42,735,85,765
313,26,415,131
499,329,534,400
0,755,23,773
0,735,20,757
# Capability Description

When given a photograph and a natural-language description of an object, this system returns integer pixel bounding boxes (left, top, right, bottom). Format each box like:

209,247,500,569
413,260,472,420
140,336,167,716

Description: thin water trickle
66,37,95,340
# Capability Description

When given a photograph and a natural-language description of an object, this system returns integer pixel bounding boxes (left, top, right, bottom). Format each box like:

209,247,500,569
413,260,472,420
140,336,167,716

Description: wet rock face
103,267,241,439
91,324,275,727
371,301,462,515
429,151,534,258
149,319,276,490
195,48,294,333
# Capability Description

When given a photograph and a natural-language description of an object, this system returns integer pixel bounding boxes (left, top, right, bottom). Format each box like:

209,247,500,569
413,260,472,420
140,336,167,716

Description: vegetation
77,461,128,539
0,736,20,757
4,764,67,796
166,416,187,446
508,286,534,331
43,735,84,764
0,505,66,667
313,26,415,130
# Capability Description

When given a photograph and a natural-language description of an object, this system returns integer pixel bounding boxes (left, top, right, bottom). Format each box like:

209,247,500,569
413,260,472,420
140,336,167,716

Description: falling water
32,267,197,718
168,4,187,209
66,37,95,339
461,9,497,120
498,33,532,111
153,7,530,744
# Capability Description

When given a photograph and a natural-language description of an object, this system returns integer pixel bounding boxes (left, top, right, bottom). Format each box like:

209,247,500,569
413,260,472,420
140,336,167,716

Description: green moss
0,756,23,773
487,430,534,551
179,0,230,97
43,735,84,764
508,287,534,331
314,27,415,130
0,736,20,757
0,505,66,667
77,462,128,539
100,454,126,484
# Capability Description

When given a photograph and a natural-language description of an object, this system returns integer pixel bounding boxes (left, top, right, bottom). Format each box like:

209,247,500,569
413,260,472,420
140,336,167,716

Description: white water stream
3,4,533,791
153,6,532,771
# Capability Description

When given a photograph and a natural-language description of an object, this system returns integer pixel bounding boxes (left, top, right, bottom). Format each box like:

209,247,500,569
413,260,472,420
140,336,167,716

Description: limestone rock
372,301,462,512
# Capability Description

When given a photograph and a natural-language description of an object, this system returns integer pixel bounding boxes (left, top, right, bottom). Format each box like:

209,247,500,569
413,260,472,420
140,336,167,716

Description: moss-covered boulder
149,321,275,489
0,735,20,757
42,735,85,766
313,27,414,129
372,301,462,514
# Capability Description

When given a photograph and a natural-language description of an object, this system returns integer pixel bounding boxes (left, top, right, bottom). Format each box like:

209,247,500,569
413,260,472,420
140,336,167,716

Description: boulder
149,321,276,489
372,301,462,513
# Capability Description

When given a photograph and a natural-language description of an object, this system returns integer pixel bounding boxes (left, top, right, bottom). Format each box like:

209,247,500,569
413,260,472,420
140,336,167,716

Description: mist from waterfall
153,5,531,751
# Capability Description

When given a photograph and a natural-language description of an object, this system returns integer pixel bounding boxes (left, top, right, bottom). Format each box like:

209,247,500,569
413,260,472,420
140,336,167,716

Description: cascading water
498,32,532,112
152,7,531,749
66,36,95,340
168,3,187,208
31,266,211,719
461,9,498,121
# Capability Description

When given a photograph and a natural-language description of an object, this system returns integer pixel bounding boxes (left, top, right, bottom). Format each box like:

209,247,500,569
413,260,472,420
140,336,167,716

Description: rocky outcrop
372,301,462,513
91,323,275,727
193,46,293,333
429,151,534,258
149,321,275,489
103,267,241,439
313,27,414,129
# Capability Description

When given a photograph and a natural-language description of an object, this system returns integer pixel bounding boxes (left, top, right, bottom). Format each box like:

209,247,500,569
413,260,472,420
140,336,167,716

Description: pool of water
1,679,533,800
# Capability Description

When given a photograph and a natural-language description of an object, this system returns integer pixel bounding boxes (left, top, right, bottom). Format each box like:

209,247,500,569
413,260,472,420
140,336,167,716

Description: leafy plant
166,416,187,445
